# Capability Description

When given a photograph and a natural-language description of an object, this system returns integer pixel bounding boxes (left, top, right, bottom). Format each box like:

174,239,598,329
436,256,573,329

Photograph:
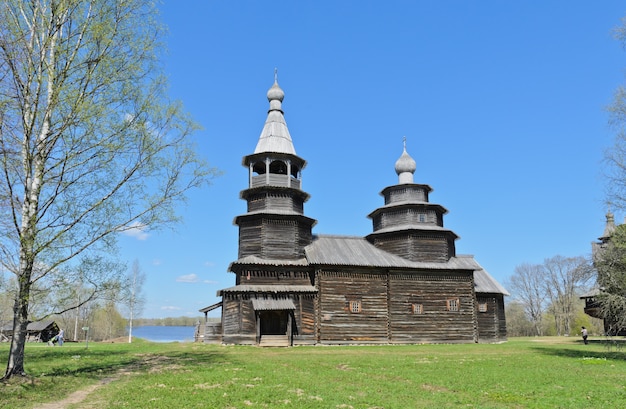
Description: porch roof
252,299,296,311
217,284,317,296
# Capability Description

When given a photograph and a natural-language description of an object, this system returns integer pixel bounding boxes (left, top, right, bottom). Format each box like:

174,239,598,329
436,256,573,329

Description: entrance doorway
259,310,289,335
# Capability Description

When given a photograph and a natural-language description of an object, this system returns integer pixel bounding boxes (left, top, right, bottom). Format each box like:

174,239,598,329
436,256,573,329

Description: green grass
1,337,625,408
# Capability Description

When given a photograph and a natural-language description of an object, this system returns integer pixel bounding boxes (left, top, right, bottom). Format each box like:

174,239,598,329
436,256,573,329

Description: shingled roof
227,235,508,296
472,260,510,295
305,235,480,270
254,78,296,155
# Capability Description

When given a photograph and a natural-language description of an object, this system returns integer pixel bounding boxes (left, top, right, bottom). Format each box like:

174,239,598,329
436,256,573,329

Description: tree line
504,255,603,337
0,259,145,343
503,19,626,340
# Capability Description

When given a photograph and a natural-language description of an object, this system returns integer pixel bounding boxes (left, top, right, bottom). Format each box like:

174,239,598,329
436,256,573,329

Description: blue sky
118,1,626,318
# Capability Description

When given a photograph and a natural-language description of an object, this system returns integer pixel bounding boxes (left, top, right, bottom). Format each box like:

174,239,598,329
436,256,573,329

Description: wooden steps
259,335,290,347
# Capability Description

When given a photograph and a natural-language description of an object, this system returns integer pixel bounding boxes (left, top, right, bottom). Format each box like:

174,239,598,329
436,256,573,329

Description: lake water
130,326,195,343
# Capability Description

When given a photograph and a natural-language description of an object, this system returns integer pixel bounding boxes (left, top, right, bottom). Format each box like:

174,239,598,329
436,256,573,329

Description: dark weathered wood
370,233,455,262
237,216,314,259
212,87,508,346
318,270,389,342
388,272,476,343
245,191,305,214
475,294,507,342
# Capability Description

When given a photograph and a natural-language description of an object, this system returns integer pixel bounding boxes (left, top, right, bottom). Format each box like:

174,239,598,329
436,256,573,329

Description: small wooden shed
0,320,59,343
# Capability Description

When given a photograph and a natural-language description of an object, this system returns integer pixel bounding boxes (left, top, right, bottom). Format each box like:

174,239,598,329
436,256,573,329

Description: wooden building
581,211,626,335
200,79,508,346
0,320,59,343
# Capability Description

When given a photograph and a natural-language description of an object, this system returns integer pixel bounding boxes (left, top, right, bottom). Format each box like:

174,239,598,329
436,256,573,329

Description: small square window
478,303,488,313
447,298,459,312
350,300,362,313
412,303,424,314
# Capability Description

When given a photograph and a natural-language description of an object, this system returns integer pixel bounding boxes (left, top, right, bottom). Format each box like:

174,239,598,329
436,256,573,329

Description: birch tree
124,259,145,343
0,0,213,379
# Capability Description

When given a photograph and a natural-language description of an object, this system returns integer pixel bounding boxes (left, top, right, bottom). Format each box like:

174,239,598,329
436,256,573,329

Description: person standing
581,327,588,345
57,329,65,346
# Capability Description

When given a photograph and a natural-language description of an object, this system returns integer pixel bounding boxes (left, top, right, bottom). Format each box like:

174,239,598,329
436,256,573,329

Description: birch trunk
0,0,213,379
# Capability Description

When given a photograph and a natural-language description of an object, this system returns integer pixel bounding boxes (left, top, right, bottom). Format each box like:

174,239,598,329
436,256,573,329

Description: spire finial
403,136,407,150
274,67,278,83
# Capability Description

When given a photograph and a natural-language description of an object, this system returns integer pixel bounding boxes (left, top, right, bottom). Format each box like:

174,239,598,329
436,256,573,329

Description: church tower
366,140,458,262
204,82,509,346
234,76,317,261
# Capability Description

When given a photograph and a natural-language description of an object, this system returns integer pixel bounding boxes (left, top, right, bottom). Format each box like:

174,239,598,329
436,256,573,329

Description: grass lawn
1,337,625,408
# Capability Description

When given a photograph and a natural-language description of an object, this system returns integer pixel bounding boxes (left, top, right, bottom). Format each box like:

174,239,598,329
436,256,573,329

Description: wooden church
199,78,508,346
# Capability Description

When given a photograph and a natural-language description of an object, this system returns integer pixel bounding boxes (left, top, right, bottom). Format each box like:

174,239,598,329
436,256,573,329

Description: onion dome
267,81,285,104
395,138,416,184
254,71,296,155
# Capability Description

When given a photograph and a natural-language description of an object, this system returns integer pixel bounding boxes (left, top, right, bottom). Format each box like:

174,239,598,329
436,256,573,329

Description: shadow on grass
29,344,229,379
530,339,626,361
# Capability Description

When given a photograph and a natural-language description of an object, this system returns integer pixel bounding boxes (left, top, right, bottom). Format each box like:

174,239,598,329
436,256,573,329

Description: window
349,300,362,313
478,303,488,313
446,298,459,312
419,213,426,223
412,303,424,314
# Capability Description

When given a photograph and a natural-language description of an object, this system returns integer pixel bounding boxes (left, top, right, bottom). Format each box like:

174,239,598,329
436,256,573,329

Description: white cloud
203,261,215,268
120,221,149,240
152,259,162,266
203,279,219,284
176,274,199,283
161,306,182,311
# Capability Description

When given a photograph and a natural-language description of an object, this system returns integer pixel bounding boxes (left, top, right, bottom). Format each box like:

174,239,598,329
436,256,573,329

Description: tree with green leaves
0,0,214,379
594,224,626,334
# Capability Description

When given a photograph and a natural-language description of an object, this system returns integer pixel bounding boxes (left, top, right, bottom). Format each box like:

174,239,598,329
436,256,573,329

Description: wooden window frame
446,298,460,312
349,300,362,313
478,302,488,313
412,303,424,315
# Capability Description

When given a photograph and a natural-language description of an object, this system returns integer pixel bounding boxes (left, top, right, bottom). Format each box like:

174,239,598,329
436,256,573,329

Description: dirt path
37,376,118,409
35,353,171,409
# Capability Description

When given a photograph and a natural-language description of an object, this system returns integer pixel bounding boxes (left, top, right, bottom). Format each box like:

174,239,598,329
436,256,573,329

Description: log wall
221,269,501,345
475,295,507,342
388,272,476,343
315,269,477,344
238,218,313,259
384,185,429,204
246,192,304,214
372,233,454,262
374,207,439,230
293,295,316,344
317,270,389,343
238,221,262,258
